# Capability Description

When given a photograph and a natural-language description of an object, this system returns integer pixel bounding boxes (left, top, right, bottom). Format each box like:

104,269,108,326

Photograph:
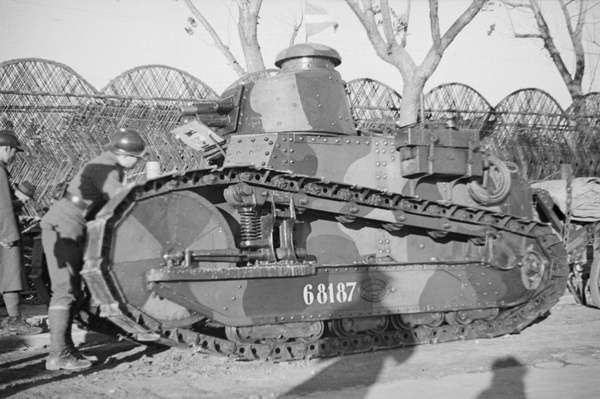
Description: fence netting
2,59,599,216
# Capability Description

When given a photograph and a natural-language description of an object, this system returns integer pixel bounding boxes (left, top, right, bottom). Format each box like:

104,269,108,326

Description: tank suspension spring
239,207,262,241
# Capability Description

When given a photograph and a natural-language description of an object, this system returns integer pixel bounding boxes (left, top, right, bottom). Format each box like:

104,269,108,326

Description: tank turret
179,43,356,139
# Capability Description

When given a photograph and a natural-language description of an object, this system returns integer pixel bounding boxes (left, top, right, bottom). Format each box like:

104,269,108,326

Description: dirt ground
1,293,600,399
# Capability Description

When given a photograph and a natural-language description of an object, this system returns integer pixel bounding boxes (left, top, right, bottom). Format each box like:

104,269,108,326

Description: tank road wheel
590,256,600,308
298,321,325,343
328,319,351,337
445,311,473,326
420,313,444,328
445,308,500,326
367,317,389,334
391,315,411,331
391,312,444,329
328,317,388,337
482,308,500,321
106,190,236,328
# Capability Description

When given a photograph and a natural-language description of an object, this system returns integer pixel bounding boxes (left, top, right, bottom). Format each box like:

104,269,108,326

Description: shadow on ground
280,345,415,398
0,341,169,399
476,356,527,399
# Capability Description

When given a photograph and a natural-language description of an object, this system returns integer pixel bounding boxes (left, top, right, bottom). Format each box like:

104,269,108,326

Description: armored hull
81,44,568,361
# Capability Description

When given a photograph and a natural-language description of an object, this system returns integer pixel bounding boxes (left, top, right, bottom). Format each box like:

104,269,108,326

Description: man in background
0,130,43,336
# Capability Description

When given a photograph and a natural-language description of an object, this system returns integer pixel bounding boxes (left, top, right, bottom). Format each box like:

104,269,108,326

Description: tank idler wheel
590,256,600,308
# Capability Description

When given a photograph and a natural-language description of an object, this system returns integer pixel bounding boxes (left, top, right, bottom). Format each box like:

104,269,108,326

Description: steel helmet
0,130,24,152
106,128,147,157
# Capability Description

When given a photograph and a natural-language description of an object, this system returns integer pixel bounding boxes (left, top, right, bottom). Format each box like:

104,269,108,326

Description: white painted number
303,282,357,305
303,284,315,305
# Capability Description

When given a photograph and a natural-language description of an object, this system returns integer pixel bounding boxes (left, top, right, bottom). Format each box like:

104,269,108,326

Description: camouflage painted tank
81,43,568,361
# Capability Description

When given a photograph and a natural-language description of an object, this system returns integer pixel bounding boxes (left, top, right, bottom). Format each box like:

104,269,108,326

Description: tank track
83,166,568,361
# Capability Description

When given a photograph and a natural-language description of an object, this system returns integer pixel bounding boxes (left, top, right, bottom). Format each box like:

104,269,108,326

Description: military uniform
0,161,24,293
42,127,145,371
41,151,125,312
0,130,42,336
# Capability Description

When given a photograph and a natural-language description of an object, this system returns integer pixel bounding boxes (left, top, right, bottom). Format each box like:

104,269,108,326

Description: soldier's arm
0,169,20,246
99,167,126,201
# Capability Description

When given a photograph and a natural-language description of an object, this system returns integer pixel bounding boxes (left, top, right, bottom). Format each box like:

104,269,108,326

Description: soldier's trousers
41,224,85,310
0,242,25,293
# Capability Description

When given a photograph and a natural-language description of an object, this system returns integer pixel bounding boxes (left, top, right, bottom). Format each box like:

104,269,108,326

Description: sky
0,0,598,109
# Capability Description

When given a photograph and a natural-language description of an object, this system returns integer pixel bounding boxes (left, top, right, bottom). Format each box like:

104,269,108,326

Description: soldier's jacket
0,161,19,245
41,151,126,240
0,160,25,292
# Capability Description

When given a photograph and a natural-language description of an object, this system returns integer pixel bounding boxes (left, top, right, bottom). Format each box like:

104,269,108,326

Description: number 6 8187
302,282,357,305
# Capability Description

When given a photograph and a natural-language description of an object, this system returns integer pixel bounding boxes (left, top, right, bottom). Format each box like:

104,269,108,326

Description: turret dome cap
275,43,341,68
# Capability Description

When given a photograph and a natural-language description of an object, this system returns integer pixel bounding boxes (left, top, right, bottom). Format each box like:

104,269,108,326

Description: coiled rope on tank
468,156,515,205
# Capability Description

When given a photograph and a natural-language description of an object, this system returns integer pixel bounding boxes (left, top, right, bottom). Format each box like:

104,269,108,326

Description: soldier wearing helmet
0,130,43,336
41,127,147,371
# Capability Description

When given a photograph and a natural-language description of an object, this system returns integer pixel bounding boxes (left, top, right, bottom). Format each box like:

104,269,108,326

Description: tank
81,43,568,361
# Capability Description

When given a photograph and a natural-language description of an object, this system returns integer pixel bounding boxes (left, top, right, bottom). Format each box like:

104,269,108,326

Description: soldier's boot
46,348,93,371
1,315,43,335
46,308,93,371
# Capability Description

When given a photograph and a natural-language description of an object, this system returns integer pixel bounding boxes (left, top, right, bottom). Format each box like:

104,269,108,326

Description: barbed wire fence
0,59,218,216
1,59,599,217
349,79,600,183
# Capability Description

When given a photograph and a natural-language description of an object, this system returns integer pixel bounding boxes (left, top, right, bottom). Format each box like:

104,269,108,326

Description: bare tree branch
345,0,402,66
559,0,576,38
397,1,411,48
429,0,441,52
421,0,486,80
514,33,543,39
346,0,486,126
587,49,600,92
503,0,591,104
182,0,246,77
438,0,487,51
503,0,531,8
380,0,397,46
289,13,303,47
529,0,582,98
235,0,266,72
560,0,586,85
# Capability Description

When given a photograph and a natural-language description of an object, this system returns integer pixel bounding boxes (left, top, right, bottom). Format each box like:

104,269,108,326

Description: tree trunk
398,77,426,127
345,0,485,129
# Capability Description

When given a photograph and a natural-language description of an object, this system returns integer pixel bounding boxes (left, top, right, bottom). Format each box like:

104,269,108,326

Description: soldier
41,128,146,371
0,130,43,335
